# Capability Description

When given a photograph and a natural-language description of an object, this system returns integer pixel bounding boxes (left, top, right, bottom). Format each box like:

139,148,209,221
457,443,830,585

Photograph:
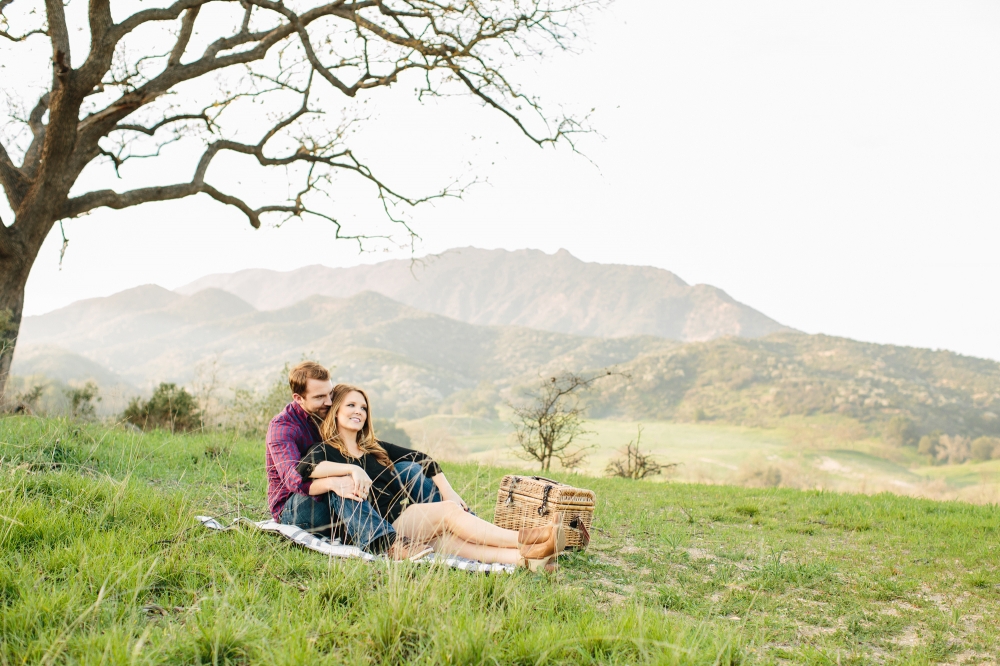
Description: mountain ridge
176,247,793,342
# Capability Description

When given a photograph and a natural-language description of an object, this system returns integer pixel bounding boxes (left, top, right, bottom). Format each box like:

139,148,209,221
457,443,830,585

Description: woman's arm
309,460,358,479
432,473,469,512
297,445,373,499
379,441,442,477
309,475,365,501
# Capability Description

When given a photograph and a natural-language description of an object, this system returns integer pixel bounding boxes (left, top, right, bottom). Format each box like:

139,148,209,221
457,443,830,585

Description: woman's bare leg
393,501,519,548
430,533,521,564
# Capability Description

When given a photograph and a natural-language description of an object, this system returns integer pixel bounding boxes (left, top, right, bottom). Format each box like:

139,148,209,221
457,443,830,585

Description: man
265,361,440,556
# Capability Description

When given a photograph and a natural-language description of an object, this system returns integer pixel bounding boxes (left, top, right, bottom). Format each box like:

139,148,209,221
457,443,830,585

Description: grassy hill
2,417,998,664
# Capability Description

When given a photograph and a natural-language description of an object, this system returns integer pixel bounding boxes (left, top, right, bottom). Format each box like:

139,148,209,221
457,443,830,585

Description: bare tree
605,424,675,480
0,0,595,398
509,369,617,471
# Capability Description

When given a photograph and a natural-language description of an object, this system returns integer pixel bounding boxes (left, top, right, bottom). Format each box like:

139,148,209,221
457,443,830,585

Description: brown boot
517,513,566,571
517,555,559,573
387,536,434,562
518,512,565,545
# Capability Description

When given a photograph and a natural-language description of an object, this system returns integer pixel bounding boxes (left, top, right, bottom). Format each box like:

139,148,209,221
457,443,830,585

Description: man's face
293,378,334,418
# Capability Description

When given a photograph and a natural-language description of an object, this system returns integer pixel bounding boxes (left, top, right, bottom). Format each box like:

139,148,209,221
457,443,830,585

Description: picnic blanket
196,516,516,574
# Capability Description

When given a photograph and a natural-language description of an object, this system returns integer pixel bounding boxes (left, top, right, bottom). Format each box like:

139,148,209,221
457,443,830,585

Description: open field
401,416,1000,504
2,416,999,664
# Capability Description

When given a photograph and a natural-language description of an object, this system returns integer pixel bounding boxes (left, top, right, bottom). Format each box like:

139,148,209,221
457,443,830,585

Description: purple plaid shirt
266,401,322,520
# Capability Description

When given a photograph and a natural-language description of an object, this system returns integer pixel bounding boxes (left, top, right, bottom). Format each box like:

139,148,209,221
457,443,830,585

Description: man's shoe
387,536,434,561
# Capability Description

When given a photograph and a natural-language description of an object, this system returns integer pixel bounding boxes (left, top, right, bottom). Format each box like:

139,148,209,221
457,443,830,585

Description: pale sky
10,1,1000,361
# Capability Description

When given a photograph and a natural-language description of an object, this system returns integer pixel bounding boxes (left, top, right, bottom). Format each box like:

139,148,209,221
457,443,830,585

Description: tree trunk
0,251,31,402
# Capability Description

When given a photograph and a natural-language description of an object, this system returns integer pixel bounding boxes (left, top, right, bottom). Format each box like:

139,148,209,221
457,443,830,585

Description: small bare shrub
606,425,676,480
509,369,623,471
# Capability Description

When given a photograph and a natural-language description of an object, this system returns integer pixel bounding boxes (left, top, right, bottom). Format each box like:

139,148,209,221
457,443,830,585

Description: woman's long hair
319,384,392,467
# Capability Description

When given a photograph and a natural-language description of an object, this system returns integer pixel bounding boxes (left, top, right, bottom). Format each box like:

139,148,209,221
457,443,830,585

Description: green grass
2,417,999,664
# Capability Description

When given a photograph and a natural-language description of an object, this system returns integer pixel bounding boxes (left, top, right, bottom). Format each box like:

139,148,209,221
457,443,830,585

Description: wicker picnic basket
493,475,595,550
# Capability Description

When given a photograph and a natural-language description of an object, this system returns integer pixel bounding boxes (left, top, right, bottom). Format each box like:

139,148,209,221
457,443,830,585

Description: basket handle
529,476,562,485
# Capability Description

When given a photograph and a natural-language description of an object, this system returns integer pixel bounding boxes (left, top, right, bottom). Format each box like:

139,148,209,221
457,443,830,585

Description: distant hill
14,286,1000,439
10,346,131,388
176,247,793,342
586,334,1000,439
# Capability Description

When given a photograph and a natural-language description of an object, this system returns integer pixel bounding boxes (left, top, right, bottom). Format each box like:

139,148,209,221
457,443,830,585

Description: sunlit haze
11,0,1000,360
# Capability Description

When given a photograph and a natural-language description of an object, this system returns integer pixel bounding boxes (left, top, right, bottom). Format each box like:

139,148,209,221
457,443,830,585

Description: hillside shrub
970,436,1000,461
123,383,200,432
375,422,412,447
224,366,295,435
884,415,918,447
917,431,943,457
934,435,970,465
10,383,45,415
64,381,100,421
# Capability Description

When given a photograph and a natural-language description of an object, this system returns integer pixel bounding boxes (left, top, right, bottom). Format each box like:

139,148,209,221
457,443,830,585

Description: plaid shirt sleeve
267,419,313,496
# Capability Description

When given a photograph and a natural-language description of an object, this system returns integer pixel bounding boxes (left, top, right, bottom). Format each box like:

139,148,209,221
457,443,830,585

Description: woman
297,384,565,570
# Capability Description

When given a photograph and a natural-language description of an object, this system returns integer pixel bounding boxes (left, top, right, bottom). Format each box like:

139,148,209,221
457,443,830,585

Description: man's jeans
278,461,441,551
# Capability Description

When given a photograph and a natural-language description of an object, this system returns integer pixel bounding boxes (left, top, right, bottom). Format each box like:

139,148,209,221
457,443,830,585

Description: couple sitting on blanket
265,361,566,571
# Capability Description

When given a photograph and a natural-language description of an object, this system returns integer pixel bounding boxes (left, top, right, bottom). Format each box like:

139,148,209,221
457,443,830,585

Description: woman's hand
310,476,364,501
348,467,373,500
307,461,372,501
433,473,470,512
449,495,470,512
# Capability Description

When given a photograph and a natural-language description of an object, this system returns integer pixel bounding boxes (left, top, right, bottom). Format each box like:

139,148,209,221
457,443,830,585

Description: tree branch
21,93,50,179
0,0,47,41
113,113,212,136
43,0,71,85
88,0,113,56
0,141,31,210
0,27,47,42
167,6,201,66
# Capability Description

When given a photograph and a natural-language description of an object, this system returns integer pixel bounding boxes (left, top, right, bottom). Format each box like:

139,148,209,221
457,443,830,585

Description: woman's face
336,390,368,434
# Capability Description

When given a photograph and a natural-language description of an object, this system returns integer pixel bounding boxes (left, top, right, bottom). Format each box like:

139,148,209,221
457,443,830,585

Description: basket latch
537,484,553,516
505,476,520,506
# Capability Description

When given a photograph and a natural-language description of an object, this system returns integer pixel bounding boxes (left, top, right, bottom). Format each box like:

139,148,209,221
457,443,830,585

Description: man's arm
266,421,314,496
